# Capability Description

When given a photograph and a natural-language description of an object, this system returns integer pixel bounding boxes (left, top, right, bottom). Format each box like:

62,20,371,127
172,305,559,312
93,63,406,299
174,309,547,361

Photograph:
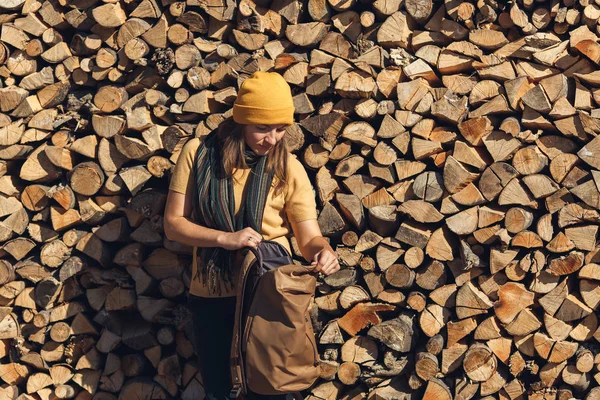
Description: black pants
188,295,290,400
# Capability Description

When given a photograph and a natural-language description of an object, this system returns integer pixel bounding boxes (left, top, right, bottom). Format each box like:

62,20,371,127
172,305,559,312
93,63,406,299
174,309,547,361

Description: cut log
463,343,497,382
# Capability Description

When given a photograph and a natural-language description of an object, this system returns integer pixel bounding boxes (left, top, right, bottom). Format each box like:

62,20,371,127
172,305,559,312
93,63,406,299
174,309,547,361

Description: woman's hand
290,219,340,276
311,248,340,276
165,191,262,250
217,227,262,250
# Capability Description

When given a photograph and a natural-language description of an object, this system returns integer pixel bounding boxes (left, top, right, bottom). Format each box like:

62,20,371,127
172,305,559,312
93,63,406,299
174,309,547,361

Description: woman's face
243,124,287,155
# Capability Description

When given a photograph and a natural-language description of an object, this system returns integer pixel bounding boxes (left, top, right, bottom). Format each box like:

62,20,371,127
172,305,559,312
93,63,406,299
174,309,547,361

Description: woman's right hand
217,227,262,250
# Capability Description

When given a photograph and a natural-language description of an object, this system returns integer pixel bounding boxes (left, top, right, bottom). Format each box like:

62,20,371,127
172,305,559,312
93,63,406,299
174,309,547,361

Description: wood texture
2,0,600,399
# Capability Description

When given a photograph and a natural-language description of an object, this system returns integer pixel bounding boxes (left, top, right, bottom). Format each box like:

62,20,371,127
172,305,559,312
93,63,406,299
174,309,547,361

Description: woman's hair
216,118,288,195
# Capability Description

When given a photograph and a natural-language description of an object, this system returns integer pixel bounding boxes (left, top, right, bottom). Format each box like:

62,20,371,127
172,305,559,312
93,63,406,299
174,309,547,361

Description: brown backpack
230,241,321,398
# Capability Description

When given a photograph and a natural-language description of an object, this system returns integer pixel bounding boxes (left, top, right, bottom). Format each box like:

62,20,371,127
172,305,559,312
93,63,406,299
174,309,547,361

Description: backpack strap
229,248,257,399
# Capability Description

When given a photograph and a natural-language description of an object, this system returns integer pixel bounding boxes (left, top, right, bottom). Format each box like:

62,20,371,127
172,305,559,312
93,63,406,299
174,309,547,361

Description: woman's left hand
311,248,340,276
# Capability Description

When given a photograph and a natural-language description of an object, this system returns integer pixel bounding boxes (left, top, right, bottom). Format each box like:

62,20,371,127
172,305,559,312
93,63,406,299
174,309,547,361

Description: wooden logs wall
3,0,600,398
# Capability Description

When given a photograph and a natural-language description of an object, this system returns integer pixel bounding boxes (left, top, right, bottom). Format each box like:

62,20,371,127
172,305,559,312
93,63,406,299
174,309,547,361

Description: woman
163,71,340,400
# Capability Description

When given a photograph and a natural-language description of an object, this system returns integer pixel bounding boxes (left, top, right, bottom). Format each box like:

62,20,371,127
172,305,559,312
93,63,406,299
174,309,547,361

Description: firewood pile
2,0,600,398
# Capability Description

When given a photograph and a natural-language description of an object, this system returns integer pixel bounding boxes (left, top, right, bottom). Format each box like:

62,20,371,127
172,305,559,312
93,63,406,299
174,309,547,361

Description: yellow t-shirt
169,138,318,297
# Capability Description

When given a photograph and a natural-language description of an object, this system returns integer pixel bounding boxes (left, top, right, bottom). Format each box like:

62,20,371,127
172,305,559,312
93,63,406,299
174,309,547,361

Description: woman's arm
290,219,340,276
163,190,262,250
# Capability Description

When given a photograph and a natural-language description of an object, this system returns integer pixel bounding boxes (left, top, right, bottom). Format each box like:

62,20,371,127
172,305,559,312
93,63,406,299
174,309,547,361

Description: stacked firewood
1,0,600,398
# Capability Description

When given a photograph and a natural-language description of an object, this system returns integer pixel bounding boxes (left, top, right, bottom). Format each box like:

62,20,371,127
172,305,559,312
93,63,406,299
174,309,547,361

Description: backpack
229,240,321,398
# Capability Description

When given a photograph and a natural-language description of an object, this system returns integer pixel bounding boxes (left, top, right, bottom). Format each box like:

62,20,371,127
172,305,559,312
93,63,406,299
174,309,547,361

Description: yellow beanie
233,71,295,125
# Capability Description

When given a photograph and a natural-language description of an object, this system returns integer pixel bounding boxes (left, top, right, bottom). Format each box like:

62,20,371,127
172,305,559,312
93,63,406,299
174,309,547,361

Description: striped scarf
193,132,275,295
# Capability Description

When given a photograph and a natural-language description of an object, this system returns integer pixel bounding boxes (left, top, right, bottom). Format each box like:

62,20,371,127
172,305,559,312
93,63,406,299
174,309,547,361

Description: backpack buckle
229,385,242,399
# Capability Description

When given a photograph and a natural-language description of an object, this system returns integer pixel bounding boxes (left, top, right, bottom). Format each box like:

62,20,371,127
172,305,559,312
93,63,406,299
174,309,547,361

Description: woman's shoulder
169,138,203,193
281,152,318,215
285,152,306,175
183,137,202,152
177,137,202,162
283,151,313,195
